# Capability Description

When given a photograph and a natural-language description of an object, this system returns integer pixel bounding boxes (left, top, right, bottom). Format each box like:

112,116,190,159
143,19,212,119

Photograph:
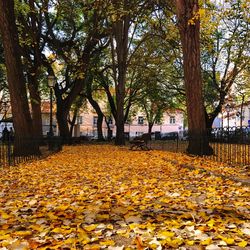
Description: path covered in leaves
0,145,249,249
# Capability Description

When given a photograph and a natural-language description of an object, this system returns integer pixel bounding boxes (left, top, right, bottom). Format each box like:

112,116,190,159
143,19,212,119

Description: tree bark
56,99,71,142
175,0,213,155
112,13,130,146
240,94,245,129
27,74,43,139
87,97,105,141
148,123,153,138
0,0,39,155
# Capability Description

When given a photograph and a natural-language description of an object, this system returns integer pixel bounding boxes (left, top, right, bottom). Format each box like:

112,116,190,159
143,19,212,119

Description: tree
0,0,39,155
16,0,46,138
0,38,9,105
42,0,108,140
108,0,153,145
84,74,105,141
201,0,250,129
175,0,213,155
130,34,179,135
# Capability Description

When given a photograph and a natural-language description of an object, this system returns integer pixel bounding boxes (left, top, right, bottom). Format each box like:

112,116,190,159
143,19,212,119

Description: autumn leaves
0,145,249,249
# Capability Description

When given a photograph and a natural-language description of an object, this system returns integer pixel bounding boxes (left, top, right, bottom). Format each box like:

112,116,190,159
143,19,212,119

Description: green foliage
200,0,250,123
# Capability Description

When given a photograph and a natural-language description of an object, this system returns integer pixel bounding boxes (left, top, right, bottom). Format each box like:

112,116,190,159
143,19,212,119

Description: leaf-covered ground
0,145,249,250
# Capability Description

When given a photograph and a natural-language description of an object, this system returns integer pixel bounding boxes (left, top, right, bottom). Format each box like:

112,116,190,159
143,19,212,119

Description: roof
40,101,56,113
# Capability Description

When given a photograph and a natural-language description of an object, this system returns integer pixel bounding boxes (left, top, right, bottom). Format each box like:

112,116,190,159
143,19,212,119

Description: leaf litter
0,145,249,249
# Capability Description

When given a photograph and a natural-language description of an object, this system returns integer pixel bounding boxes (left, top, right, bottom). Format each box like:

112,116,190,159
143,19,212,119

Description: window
170,116,176,124
108,117,113,125
93,116,98,126
77,116,83,124
138,116,144,125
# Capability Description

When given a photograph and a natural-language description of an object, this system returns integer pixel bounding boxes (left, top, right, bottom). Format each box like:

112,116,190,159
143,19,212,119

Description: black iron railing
0,136,62,167
152,126,250,166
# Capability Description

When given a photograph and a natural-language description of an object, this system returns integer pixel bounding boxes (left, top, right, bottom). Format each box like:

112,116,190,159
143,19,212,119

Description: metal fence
0,136,63,167
151,126,250,166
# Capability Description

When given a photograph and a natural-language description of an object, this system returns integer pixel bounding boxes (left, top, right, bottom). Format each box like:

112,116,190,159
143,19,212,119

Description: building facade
1,101,185,139
213,101,250,128
74,104,185,139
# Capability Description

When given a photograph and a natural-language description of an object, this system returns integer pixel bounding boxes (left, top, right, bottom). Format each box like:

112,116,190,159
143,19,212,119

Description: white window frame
77,116,83,124
138,116,144,125
93,116,98,126
170,116,176,124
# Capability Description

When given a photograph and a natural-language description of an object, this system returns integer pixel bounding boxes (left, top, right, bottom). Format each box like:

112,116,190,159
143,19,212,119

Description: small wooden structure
129,133,151,150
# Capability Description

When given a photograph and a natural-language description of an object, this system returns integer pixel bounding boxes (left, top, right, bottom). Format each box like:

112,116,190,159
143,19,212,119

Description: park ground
0,145,249,249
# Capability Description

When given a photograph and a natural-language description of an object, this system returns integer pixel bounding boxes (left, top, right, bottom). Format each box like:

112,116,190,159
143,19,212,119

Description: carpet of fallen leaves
0,145,249,250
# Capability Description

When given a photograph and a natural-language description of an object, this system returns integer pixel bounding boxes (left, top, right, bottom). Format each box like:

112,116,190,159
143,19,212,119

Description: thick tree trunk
113,13,130,146
97,114,104,141
115,77,126,145
56,104,71,141
28,75,43,139
175,0,213,155
148,123,153,136
0,0,39,155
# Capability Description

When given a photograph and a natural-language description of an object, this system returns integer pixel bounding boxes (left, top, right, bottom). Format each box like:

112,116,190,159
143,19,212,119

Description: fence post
7,137,11,166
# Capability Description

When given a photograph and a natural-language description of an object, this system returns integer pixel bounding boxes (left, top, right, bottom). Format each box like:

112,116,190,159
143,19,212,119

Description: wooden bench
129,133,151,150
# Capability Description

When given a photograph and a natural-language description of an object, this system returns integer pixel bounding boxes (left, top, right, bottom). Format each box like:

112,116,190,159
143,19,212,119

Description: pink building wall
75,105,184,138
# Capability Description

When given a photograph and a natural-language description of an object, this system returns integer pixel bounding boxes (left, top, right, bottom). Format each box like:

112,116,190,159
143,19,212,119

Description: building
41,101,57,136
1,100,185,139
74,103,185,139
213,101,250,128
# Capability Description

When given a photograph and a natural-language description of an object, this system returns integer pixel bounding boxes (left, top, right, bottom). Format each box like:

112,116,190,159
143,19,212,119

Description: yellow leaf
238,240,247,247
77,228,90,244
0,234,12,241
157,231,175,239
51,227,63,233
64,238,76,244
15,231,33,236
57,205,69,211
207,219,215,228
100,240,115,246
1,212,11,219
219,236,234,245
129,223,139,229
84,224,97,231
186,240,195,246
29,224,43,231
106,224,114,230
47,212,57,220
116,229,127,234
201,238,212,245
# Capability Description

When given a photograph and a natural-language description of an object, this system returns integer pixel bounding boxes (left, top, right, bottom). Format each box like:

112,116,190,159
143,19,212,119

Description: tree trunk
115,78,126,145
97,114,104,141
56,104,71,142
28,74,43,139
148,123,153,135
87,97,105,141
69,112,77,137
112,13,130,146
175,0,213,155
0,0,39,155
105,117,112,141
240,94,245,129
